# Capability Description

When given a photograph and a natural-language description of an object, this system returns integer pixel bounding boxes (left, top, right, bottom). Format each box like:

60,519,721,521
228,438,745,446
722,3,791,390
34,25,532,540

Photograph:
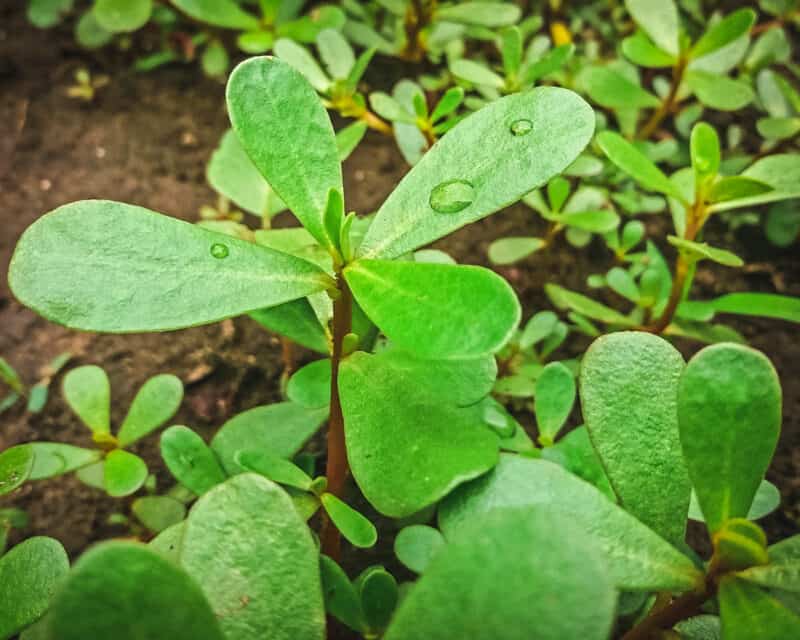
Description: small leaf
104,449,148,497
132,496,186,533
93,0,152,33
62,365,110,436
709,293,800,324
321,493,377,548
236,450,313,491
394,525,445,574
359,568,398,632
316,28,354,80
320,555,366,632
430,87,464,122
435,1,521,27
345,260,520,358
250,298,329,354
0,445,34,497
520,311,559,349
625,0,679,57
708,177,773,203
691,9,756,60
287,359,331,409
622,30,676,68
678,344,782,533
450,59,505,89
201,39,229,77
118,374,183,447
0,537,69,639
27,443,101,480
580,66,661,109
561,209,620,233
46,541,223,640
161,426,227,496
524,43,575,84
714,518,769,571
546,283,636,326
686,71,755,111
691,122,720,185
719,577,800,639
171,0,259,29
534,362,575,444
488,237,545,265
668,236,744,267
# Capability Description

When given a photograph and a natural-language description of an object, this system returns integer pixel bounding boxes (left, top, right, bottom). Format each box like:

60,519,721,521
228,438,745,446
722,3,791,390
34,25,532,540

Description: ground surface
1,1,798,592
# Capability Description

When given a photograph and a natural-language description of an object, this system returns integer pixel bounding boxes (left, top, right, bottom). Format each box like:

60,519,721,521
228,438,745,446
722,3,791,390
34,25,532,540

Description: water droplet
510,118,533,137
210,243,229,259
429,179,475,214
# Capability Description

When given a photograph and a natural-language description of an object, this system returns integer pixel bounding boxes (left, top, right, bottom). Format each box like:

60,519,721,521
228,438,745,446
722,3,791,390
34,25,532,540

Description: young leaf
691,9,756,60
438,455,704,591
63,365,110,436
0,537,69,639
320,555,366,632
534,362,575,445
622,30,677,68
385,509,615,640
501,27,522,77
211,402,328,475
250,298,329,354
685,72,755,111
691,122,720,185
320,493,377,548
339,350,499,517
117,374,183,447
625,0,680,57
430,87,464,122
668,237,744,267
161,426,227,495
708,177,773,204
359,568,398,633
0,445,34,497
236,450,313,491
93,0,152,33
170,0,260,30
546,283,636,326
9,201,332,332
46,541,223,640
581,332,690,545
287,359,331,409
678,344,782,533
488,237,545,265
357,87,594,259
104,449,148,497
227,56,342,250
524,43,575,84
345,260,520,358
738,536,800,593
719,577,800,639
132,496,186,533
180,474,325,640
394,525,445,574
597,131,686,202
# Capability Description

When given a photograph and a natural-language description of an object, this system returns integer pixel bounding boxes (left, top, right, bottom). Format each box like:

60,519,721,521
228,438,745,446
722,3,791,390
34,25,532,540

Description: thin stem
361,109,394,136
619,589,708,640
319,275,352,562
636,57,688,141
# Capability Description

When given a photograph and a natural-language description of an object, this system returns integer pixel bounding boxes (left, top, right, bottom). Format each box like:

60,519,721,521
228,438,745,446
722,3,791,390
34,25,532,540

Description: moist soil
1,4,799,632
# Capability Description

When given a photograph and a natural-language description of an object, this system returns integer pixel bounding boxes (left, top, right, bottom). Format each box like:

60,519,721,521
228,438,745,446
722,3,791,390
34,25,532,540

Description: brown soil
1,0,798,612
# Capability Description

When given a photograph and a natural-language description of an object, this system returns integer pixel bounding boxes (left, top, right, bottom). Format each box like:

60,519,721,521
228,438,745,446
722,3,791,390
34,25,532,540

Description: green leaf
689,479,780,523
581,332,690,545
385,508,615,640
501,27,522,77
320,493,377,548
236,30,274,54
438,455,704,591
766,202,800,247
211,402,328,475
9,201,331,332
171,0,259,29
719,577,800,639
359,568,398,633
625,0,680,57
394,525,445,574
320,555,366,632
287,359,331,409
450,59,505,89
520,311,559,349
345,260,520,358
46,541,223,640
691,9,756,60
708,293,800,324
561,210,620,233
227,57,341,250
0,537,69,639
739,536,800,593
27,0,73,28
118,374,183,447
273,38,331,92
534,362,575,444
621,30,677,68
757,116,800,141
545,283,636,326
357,88,594,259
742,154,800,193
685,71,755,111
27,443,101,480
597,131,686,201
435,2,521,27
236,450,313,491
161,426,227,496
580,66,661,109
488,237,545,265
148,522,185,560
316,28,354,80
540,426,615,500
0,445,34,497
668,236,744,267
691,122,720,185
132,496,186,533
180,474,325,640
524,43,575,85
62,365,110,436
93,0,152,33
678,344,782,533
201,39,228,77
104,449,147,497
339,350,499,517
709,176,774,204
249,298,329,353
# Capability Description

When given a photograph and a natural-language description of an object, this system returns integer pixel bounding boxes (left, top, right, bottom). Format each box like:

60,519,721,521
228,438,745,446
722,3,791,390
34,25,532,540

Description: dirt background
1,0,798,586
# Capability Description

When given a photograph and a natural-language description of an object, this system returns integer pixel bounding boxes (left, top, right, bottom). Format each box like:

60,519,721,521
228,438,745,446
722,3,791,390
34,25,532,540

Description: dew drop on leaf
510,118,533,137
429,179,475,214
210,243,229,259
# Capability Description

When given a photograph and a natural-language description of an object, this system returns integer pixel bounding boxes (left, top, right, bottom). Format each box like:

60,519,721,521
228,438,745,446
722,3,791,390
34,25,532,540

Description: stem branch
636,57,687,141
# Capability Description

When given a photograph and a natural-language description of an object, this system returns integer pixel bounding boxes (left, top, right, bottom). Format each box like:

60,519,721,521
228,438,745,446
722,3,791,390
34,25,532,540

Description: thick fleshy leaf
357,88,594,259
359,568,398,633
685,72,754,111
394,525,445,574
170,0,259,29
93,0,152,33
27,443,101,480
0,537,69,639
438,456,703,591
678,344,782,533
709,293,800,324
62,365,110,436
118,374,183,446
211,402,328,475
161,426,227,496
339,350,499,517
385,509,615,640
719,577,800,639
691,9,756,60
580,332,690,545
580,66,661,109
320,493,377,548
45,542,223,640
9,201,331,332
691,122,720,185
249,298,329,354
180,474,325,640
435,2,521,27
132,496,187,533
625,0,679,57
104,450,147,497
534,362,575,444
561,209,620,233
597,131,685,201
488,237,545,264
622,30,676,67
287,359,331,409
345,260,520,358
227,57,342,250
0,445,34,496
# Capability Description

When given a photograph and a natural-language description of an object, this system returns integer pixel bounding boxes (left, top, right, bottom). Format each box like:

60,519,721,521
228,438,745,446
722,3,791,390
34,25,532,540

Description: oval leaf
62,365,110,436
104,449,148,497
118,374,183,447
161,426,227,496
0,445,34,497
320,493,378,548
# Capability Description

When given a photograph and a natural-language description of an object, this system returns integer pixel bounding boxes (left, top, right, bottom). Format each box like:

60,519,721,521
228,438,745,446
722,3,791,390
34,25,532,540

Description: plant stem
401,0,434,61
636,57,687,141
361,109,394,136
619,588,708,640
319,275,353,562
